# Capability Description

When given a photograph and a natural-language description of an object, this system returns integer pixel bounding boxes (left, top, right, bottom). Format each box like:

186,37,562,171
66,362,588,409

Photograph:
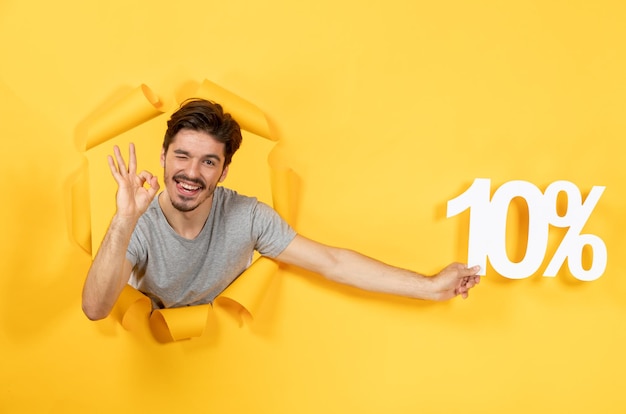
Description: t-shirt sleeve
251,201,297,258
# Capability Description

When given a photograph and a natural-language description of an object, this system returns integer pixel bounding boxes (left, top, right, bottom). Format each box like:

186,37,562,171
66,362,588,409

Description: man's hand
430,263,481,301
82,143,158,321
108,143,160,220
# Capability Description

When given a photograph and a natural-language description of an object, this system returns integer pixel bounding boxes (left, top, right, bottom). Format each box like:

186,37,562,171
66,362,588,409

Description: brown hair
163,98,243,166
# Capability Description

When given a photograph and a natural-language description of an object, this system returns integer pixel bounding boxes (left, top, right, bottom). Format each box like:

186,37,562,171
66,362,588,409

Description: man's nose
185,160,201,178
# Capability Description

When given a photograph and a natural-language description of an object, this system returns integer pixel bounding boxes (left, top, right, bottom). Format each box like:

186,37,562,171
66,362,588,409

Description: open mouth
174,176,204,196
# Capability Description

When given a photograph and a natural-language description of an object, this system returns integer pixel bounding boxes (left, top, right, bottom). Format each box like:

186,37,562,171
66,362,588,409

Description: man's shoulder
215,186,258,207
213,187,277,223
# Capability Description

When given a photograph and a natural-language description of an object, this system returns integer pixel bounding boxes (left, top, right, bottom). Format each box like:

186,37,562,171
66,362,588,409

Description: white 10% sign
446,179,607,281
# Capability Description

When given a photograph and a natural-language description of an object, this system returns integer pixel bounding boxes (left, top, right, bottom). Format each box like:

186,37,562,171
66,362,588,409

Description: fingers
128,143,137,175
452,265,482,299
462,275,480,289
108,145,158,199
138,171,160,196
137,170,154,183
108,144,138,175
107,154,119,178
147,177,160,198
112,145,128,175
454,284,470,299
108,143,143,178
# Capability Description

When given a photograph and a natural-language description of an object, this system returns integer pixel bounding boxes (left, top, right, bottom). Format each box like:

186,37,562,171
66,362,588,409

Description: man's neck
157,191,213,240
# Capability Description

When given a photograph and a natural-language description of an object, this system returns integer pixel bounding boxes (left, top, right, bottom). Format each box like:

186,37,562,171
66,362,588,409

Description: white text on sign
446,179,606,281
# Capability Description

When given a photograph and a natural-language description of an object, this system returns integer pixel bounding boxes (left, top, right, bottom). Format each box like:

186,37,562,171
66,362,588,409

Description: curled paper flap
69,157,92,253
109,258,281,342
83,84,164,150
150,304,213,343
215,257,279,325
268,146,300,226
147,311,174,343
112,284,152,331
111,285,214,343
195,79,275,141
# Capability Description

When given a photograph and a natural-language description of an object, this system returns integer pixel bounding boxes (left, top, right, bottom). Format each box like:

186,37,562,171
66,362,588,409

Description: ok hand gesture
108,143,160,220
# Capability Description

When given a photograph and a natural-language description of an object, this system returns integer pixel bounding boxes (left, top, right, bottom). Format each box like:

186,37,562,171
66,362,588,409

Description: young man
82,99,480,320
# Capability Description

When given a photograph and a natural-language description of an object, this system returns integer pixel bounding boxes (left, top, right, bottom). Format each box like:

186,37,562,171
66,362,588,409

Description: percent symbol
543,181,607,281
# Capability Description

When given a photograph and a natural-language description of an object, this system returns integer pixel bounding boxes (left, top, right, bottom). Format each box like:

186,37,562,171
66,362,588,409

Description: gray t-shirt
126,187,296,309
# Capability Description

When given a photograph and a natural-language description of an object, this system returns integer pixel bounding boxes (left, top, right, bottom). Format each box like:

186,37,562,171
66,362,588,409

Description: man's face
160,128,229,213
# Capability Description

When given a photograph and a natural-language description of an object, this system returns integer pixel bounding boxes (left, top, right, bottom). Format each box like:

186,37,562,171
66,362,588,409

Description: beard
170,196,208,213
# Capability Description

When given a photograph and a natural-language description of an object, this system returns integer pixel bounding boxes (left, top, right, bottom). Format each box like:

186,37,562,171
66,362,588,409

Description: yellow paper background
1,1,625,413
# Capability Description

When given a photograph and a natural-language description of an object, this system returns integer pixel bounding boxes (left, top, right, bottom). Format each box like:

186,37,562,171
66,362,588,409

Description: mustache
173,174,206,189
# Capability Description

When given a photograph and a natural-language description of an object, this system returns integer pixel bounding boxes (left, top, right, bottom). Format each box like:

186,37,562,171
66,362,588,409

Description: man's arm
82,144,159,320
82,217,137,320
275,234,480,301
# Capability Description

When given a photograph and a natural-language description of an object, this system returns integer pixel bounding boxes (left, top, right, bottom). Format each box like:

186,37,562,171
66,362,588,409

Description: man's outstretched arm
275,234,480,301
82,144,159,320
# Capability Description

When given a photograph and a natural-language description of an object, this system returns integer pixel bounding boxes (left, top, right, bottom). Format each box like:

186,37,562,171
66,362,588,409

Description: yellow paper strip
115,257,281,341
215,257,279,325
148,311,174,343
111,284,152,331
195,79,276,141
83,84,164,150
150,304,213,342
111,259,282,341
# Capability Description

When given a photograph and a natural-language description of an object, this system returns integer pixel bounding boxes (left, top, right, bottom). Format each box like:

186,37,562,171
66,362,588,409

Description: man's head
163,98,243,167
159,99,243,214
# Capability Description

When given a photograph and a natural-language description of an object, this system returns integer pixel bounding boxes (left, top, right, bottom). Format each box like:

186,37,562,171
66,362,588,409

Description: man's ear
219,165,229,183
160,148,166,168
